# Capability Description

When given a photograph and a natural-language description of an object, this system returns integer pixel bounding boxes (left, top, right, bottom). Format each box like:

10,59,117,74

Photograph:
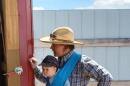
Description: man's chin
53,52,56,56
54,54,57,57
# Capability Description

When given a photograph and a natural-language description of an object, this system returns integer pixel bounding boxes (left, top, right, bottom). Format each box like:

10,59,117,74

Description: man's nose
50,44,53,49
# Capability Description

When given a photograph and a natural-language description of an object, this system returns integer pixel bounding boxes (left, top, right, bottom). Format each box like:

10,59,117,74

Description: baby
29,55,70,86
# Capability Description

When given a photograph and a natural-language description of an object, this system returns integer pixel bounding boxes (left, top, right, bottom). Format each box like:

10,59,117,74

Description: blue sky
33,0,93,10
33,0,130,10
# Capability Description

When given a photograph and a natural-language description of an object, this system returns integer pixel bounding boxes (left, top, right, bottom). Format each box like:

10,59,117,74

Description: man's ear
64,45,71,53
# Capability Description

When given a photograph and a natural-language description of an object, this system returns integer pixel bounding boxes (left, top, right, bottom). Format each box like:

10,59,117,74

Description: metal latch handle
2,66,23,76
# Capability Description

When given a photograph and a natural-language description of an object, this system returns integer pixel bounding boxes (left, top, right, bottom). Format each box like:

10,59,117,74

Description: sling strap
51,51,81,86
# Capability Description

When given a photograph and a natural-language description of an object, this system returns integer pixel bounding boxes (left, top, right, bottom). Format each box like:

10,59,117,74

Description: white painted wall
33,9,130,81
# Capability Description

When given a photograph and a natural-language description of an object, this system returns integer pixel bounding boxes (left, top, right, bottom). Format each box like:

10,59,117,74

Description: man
30,26,112,86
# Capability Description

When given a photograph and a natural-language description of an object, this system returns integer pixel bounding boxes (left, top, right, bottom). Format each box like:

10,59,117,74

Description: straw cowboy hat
40,26,83,45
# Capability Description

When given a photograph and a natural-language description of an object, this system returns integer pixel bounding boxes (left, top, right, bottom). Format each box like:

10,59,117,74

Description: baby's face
42,66,57,78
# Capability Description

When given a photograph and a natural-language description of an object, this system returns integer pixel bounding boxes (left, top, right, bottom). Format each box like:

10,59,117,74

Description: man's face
42,66,57,78
50,44,66,57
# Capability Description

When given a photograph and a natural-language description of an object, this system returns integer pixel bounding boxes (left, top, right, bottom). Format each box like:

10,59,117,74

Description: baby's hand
29,57,37,69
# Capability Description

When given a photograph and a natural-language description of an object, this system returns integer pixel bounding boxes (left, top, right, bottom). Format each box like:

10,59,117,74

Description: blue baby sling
51,51,81,86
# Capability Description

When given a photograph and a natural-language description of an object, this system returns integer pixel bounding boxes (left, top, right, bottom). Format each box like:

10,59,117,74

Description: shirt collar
58,50,73,68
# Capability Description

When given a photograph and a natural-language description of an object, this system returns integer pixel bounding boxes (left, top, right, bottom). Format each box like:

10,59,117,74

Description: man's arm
81,55,113,86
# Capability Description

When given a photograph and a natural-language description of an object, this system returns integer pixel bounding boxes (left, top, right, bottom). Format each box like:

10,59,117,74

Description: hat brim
40,36,84,45
38,63,57,67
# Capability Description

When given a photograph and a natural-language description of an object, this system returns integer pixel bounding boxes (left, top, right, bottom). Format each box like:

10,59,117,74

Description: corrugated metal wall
33,9,130,80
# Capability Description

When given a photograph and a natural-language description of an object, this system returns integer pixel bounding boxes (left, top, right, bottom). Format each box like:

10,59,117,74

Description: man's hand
29,57,37,69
